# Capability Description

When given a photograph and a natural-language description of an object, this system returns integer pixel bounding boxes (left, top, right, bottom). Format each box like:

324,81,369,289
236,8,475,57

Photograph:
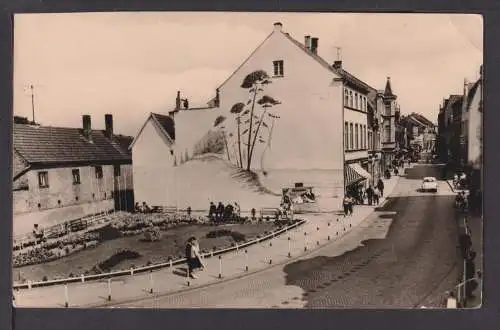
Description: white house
131,22,387,210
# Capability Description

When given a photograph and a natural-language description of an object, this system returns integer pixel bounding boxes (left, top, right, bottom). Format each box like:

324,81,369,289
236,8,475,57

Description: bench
260,208,279,221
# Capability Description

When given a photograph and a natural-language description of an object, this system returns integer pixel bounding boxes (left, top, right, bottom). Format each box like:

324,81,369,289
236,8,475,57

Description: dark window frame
95,165,103,179
38,171,49,188
72,169,81,185
273,60,284,77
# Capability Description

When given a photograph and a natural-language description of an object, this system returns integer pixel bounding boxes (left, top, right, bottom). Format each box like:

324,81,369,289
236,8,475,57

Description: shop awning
345,163,372,187
350,163,372,180
345,164,364,187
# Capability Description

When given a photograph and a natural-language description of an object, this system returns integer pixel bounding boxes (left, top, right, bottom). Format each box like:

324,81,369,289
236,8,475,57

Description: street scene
12,13,482,309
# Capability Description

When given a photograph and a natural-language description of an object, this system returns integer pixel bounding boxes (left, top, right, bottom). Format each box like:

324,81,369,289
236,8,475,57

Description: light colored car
421,177,438,192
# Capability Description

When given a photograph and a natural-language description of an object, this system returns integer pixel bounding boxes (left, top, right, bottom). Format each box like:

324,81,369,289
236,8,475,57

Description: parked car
421,177,438,192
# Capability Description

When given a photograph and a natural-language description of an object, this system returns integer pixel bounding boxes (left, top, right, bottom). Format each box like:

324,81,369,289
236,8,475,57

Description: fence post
245,250,249,271
107,278,112,301
130,267,134,276
64,284,69,308
149,270,154,293
218,255,223,279
304,232,308,251
288,237,291,257
81,274,85,283
187,266,190,286
169,259,173,269
27,280,32,290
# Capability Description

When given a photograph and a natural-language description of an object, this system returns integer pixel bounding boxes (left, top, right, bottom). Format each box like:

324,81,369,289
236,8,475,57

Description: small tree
213,115,231,161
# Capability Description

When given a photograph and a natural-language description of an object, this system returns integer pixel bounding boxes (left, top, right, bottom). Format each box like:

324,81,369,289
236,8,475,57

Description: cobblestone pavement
111,164,460,309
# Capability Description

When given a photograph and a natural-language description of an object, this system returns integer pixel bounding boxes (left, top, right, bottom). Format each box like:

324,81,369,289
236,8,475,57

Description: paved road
112,164,461,308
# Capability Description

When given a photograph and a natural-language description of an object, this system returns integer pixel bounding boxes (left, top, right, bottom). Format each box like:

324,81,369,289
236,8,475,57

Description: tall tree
230,102,245,168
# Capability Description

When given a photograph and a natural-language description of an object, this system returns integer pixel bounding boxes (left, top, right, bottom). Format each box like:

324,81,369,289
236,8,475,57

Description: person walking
185,237,205,279
348,195,354,215
366,185,374,206
377,178,385,197
373,187,380,205
342,195,350,216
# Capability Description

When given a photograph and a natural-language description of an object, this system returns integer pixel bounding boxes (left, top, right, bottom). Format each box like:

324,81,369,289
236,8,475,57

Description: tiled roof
151,113,175,141
13,124,132,165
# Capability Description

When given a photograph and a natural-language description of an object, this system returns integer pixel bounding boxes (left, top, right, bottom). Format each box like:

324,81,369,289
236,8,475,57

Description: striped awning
350,163,372,180
345,164,365,187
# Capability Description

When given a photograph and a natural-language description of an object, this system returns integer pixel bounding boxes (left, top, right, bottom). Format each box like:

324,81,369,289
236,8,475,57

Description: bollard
130,268,134,276
107,278,112,301
236,243,239,251
269,258,272,264
245,249,249,271
64,284,69,308
218,255,223,279
149,271,154,293
317,226,319,231
304,232,308,251
169,259,173,268
288,237,291,258
317,240,319,246
211,250,214,257
328,222,331,227
187,266,190,287
27,280,32,290
269,241,273,247
337,218,339,222
81,274,85,283
328,235,331,241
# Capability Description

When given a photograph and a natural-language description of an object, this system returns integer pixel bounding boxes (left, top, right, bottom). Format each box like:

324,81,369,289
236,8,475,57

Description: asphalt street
112,164,461,308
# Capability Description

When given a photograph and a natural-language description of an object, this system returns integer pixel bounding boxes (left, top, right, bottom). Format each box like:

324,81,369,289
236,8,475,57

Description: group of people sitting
208,202,241,222
134,201,152,213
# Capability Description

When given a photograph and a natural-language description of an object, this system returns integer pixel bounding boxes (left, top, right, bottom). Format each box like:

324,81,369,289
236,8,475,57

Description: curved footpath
14,177,400,308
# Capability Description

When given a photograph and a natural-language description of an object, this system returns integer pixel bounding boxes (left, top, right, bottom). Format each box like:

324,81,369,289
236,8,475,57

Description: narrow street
112,164,461,308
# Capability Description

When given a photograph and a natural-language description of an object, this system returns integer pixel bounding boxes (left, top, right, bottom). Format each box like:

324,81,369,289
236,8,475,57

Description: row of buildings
13,22,415,234
436,65,483,199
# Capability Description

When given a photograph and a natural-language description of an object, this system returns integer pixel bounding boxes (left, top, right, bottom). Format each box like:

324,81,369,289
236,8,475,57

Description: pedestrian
234,202,241,219
366,185,374,205
348,195,354,215
251,207,256,221
342,195,350,216
208,202,216,222
185,236,205,279
216,202,225,222
373,187,380,205
224,203,234,222
377,178,385,197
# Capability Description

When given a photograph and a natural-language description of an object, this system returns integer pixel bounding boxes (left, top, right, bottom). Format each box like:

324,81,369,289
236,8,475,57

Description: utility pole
30,84,35,124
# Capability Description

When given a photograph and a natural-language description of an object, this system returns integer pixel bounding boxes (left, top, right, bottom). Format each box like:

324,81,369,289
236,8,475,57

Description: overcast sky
13,12,482,136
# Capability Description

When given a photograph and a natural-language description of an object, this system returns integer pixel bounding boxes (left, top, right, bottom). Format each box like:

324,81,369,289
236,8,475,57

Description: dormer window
273,60,284,77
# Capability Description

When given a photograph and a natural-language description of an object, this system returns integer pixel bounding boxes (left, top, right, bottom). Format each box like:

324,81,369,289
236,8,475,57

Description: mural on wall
221,70,281,173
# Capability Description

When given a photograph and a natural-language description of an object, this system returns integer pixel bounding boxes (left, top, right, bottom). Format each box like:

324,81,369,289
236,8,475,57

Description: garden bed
12,221,284,282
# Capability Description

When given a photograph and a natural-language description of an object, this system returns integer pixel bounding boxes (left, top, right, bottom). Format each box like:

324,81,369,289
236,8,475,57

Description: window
38,171,49,188
368,130,372,149
385,103,391,116
114,165,121,177
344,122,349,149
355,93,359,109
72,169,81,185
365,125,367,148
361,125,364,149
385,125,391,143
344,89,349,106
95,166,103,179
349,123,354,149
349,91,353,108
355,124,359,149
273,60,284,76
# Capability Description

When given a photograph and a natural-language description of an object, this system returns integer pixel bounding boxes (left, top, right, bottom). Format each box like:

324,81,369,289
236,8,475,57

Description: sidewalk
446,180,483,308
15,176,400,308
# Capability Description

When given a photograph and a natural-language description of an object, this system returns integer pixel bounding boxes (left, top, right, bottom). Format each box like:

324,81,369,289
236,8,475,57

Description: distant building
12,114,133,236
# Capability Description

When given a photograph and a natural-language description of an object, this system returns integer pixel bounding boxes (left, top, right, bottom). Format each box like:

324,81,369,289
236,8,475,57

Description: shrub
42,276,48,282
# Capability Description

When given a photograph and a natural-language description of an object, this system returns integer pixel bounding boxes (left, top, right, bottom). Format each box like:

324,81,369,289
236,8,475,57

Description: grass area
13,222,276,282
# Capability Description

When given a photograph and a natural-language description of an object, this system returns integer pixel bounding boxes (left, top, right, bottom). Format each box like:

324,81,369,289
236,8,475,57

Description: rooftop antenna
22,83,44,124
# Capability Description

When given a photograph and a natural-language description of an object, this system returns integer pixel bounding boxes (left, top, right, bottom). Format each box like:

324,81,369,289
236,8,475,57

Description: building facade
13,114,133,236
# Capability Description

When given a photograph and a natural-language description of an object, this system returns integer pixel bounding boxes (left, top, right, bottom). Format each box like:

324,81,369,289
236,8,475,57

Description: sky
13,12,483,137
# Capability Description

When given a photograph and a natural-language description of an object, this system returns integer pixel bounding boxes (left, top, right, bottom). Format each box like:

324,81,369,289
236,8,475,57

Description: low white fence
13,218,306,290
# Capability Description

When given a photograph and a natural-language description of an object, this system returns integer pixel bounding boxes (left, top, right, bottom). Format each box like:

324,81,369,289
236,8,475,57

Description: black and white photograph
11,12,483,309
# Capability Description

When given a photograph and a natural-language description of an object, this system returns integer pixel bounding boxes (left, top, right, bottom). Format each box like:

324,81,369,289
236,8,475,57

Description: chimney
82,115,92,140
273,22,283,32
214,88,220,107
333,60,342,69
105,114,113,138
304,36,311,50
310,37,319,54
175,91,181,110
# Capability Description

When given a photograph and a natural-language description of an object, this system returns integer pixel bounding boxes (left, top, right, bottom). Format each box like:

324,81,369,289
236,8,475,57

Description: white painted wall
467,81,482,169
217,27,344,172
344,108,368,162
132,118,176,206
